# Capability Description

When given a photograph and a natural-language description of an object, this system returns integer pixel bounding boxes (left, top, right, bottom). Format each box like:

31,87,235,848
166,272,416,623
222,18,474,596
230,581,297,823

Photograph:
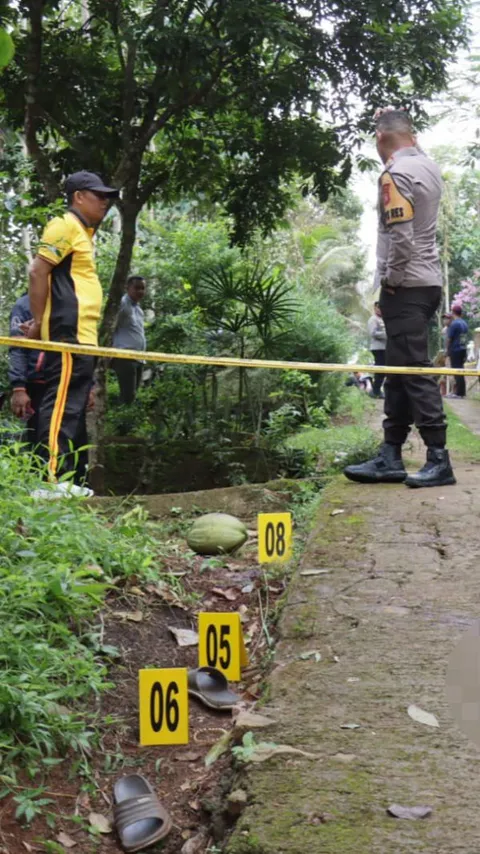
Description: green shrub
0,443,166,773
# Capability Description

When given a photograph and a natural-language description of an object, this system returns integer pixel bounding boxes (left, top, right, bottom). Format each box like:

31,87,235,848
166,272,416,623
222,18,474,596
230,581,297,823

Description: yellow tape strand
0,336,477,378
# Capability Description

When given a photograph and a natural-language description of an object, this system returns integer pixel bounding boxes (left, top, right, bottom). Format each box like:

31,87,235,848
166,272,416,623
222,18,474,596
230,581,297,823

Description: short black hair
375,110,413,135
127,275,146,287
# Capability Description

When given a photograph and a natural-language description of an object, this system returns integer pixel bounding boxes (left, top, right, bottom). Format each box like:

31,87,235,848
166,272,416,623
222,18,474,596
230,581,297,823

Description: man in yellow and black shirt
26,171,119,490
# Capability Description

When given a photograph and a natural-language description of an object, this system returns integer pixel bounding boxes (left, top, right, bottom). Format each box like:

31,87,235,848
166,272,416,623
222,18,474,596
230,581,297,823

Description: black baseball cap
64,170,120,197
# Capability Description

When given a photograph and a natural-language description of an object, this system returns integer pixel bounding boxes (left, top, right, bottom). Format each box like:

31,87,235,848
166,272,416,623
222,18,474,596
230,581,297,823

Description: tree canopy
0,0,468,332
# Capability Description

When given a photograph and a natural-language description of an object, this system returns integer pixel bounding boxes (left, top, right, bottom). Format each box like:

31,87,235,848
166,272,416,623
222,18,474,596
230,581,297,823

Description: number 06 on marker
139,668,188,746
258,512,292,563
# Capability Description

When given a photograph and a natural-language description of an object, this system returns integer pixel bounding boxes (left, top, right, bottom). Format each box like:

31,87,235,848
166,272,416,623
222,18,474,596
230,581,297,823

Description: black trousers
112,358,143,405
371,350,386,396
36,352,93,484
450,349,467,397
379,286,447,448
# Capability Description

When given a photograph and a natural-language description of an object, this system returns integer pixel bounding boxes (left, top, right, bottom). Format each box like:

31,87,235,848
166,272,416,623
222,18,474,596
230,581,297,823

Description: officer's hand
11,389,33,419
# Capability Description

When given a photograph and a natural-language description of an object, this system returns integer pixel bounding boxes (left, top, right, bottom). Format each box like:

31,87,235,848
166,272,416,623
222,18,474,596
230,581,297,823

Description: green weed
0,444,177,777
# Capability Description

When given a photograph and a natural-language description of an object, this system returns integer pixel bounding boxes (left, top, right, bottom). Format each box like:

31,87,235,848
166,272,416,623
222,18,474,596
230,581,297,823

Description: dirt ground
0,487,297,854
225,407,480,854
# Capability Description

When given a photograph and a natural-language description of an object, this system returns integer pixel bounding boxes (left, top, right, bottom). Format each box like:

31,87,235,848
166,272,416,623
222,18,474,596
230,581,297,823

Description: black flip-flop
188,666,240,711
113,774,172,853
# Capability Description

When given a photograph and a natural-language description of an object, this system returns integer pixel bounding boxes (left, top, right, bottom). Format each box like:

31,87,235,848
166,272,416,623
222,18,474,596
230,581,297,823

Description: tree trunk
100,196,141,342
90,195,141,492
24,0,61,200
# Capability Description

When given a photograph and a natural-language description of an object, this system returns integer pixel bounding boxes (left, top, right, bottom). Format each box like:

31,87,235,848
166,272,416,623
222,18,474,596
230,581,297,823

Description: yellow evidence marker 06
198,612,248,682
139,668,188,746
258,512,292,563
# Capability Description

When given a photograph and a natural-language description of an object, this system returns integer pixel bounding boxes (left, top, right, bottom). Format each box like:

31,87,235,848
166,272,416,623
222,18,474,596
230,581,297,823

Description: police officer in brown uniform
345,109,455,488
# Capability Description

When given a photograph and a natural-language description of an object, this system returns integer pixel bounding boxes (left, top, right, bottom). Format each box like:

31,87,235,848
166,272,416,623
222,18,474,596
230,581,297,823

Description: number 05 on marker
258,512,292,563
139,668,188,746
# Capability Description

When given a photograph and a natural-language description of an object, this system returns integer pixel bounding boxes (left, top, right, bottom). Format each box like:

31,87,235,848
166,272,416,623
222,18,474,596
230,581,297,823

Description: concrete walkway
226,429,480,853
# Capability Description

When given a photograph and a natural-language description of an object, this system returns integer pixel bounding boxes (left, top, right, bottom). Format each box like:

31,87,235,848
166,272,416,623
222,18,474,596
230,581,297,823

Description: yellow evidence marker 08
139,668,188,746
258,512,292,563
198,612,248,682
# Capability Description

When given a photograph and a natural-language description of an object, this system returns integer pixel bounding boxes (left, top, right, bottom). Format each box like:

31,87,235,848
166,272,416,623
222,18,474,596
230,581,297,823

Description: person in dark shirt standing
9,293,45,449
446,305,468,399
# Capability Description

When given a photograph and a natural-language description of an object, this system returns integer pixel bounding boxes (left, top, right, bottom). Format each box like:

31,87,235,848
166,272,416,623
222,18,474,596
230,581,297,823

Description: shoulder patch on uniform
380,172,414,224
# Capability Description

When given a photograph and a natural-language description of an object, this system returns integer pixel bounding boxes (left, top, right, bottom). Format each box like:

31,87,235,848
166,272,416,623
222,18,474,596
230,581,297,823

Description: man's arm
27,256,54,339
381,170,415,288
9,301,34,418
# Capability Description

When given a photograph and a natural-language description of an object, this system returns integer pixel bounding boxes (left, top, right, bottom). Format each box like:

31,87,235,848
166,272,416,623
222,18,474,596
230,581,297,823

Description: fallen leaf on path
247,529,258,538
129,586,145,596
340,723,361,730
112,610,143,622
242,583,254,594
181,832,208,854
88,812,112,834
205,731,231,768
347,677,360,683
299,650,322,662
300,569,331,576
175,751,201,762
168,626,199,647
188,799,200,811
246,744,321,763
212,587,238,601
387,804,432,820
233,710,277,731
330,509,345,517
57,832,77,848
407,705,439,728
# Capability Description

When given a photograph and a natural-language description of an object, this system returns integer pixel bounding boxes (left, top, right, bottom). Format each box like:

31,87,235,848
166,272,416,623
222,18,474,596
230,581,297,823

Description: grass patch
0,442,180,777
285,423,378,472
445,403,480,461
284,387,378,473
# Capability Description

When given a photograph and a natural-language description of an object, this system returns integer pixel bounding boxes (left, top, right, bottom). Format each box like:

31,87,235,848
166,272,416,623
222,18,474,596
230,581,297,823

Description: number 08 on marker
258,512,292,563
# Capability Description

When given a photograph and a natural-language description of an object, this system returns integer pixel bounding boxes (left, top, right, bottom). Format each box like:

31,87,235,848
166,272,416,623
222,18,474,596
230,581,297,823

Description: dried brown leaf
212,587,238,601
56,832,77,848
112,610,143,622
168,626,199,647
88,812,112,834
175,751,202,762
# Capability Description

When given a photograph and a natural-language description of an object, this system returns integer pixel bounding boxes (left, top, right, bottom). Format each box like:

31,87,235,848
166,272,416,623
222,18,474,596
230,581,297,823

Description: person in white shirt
367,301,387,398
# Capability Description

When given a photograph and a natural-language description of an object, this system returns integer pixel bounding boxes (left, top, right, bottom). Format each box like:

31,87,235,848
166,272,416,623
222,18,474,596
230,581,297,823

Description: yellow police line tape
0,336,477,378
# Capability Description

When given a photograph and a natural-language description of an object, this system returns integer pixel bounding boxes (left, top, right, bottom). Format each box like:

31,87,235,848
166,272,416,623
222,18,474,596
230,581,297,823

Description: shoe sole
405,475,456,489
344,471,407,484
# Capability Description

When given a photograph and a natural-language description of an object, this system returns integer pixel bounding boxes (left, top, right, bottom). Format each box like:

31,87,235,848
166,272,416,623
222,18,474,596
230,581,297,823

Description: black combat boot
344,443,406,484
405,448,456,488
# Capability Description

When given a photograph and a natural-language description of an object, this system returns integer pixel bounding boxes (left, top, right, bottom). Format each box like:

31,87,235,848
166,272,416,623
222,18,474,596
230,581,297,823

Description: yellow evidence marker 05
258,512,292,563
198,612,248,682
139,668,188,746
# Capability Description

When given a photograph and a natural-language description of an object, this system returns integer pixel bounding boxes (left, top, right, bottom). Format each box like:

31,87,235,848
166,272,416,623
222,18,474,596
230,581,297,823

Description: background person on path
367,301,386,398
111,275,147,404
24,170,119,494
446,304,468,399
345,108,455,489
